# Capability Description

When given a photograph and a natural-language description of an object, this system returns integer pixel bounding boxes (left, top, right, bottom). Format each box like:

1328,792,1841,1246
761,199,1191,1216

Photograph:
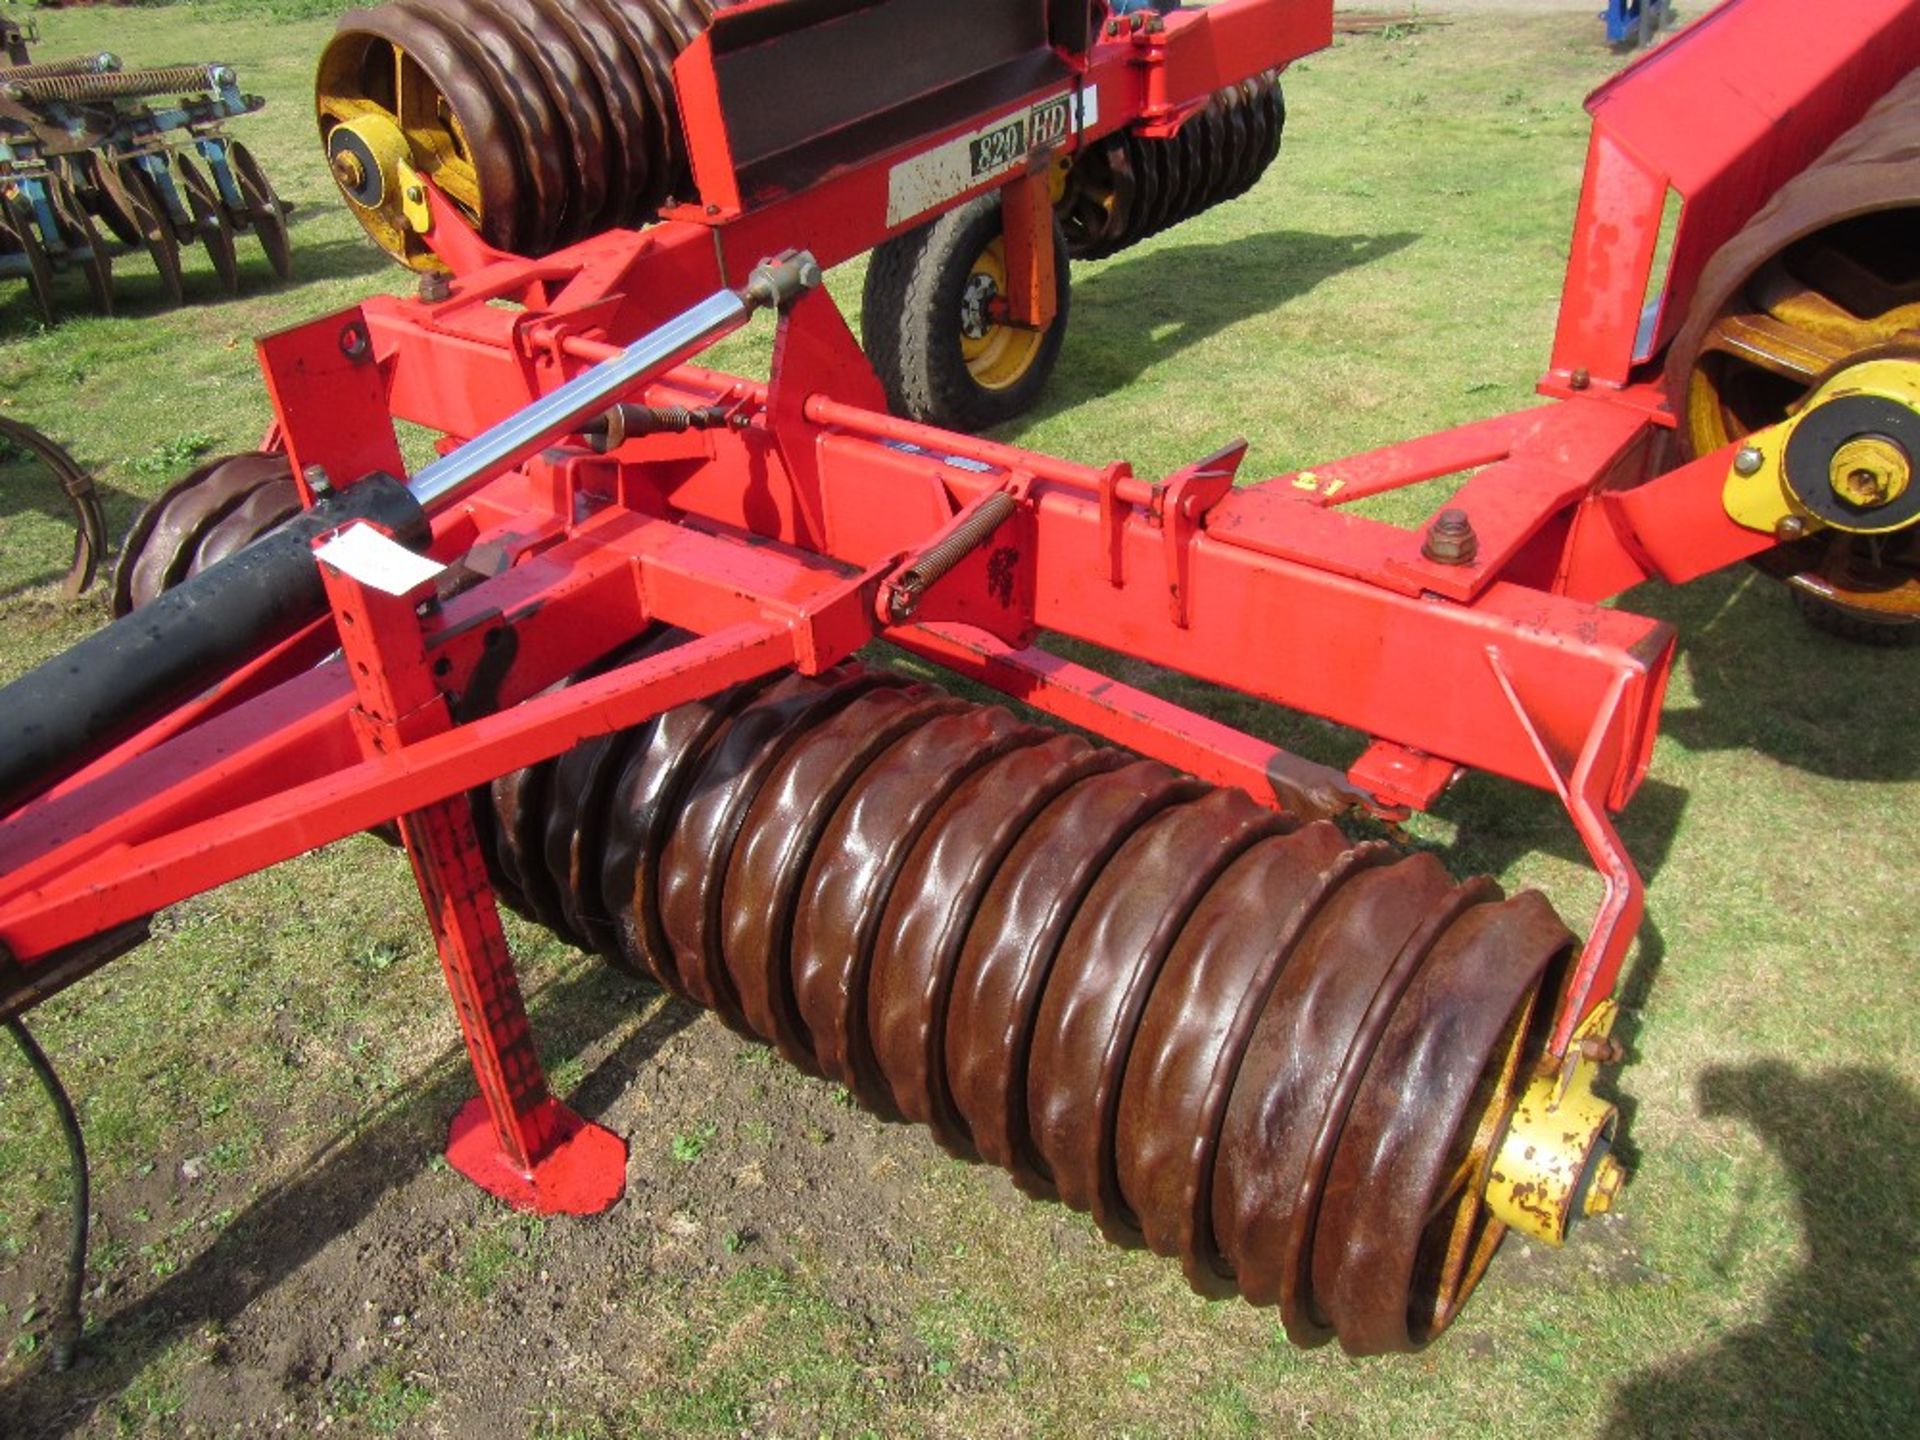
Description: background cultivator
0,15,288,321
1,0,1917,1395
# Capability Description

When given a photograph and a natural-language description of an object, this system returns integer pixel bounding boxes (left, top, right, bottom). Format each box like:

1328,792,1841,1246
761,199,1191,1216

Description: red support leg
316,523,627,1215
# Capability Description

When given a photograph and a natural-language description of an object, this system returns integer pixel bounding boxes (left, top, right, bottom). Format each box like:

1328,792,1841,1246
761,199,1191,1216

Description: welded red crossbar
0,283,1734,1065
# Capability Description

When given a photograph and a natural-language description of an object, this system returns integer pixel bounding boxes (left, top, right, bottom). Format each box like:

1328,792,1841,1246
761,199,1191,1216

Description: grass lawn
1,2,1916,1437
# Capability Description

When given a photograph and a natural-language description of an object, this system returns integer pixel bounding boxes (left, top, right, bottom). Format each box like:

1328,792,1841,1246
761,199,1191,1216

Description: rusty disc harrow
112,450,299,616
477,643,1571,1355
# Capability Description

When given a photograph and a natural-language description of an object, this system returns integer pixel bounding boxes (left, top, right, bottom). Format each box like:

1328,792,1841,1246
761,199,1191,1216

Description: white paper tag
315,522,445,597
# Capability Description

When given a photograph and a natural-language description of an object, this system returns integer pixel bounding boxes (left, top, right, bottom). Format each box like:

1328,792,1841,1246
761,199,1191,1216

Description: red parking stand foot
446,1096,628,1215
314,525,631,1217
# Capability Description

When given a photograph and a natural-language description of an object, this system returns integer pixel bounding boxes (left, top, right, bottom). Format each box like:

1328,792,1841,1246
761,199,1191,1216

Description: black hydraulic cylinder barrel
0,474,428,810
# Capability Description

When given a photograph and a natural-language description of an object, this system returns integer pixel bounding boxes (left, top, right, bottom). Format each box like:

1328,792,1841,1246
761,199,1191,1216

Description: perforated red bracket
316,523,628,1216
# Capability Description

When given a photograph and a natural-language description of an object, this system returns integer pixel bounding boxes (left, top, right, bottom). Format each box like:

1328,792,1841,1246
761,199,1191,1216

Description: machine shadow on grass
1609,1062,1920,1439
0,965,696,1439
1021,227,1420,421
1629,566,1920,785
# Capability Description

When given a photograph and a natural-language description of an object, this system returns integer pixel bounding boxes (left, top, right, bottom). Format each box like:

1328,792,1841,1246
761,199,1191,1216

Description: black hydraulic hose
0,473,428,811
4,1016,88,1370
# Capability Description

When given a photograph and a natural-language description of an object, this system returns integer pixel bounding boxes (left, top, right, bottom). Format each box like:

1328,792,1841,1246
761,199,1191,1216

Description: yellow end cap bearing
1724,357,1920,539
324,112,437,265
1484,1000,1625,1247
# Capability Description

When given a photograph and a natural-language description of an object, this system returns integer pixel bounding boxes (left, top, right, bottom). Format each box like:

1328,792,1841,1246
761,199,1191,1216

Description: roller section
1058,73,1286,261
317,0,722,266
1666,69,1920,638
479,649,1574,1354
112,451,299,617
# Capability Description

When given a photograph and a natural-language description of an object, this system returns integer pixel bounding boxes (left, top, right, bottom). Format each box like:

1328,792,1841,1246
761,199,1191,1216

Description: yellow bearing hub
1724,357,1920,538
959,237,1046,392
1484,1000,1625,1246
317,36,479,270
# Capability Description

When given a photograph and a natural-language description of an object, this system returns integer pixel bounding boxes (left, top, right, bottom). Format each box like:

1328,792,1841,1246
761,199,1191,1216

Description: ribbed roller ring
1027,785,1286,1245
1311,891,1562,1353
481,646,1572,1353
599,668,791,986
540,627,688,957
868,735,1126,1152
112,452,299,616
1666,66,1920,457
1062,73,1285,262
722,685,969,1072
945,761,1207,1196
487,690,579,938
790,706,1052,1109
657,668,902,1028
318,0,717,262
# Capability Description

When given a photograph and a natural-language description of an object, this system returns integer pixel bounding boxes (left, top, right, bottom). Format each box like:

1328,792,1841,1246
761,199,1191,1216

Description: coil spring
317,0,721,260
0,52,118,84
1059,71,1286,262
3,64,228,104
477,635,1572,1354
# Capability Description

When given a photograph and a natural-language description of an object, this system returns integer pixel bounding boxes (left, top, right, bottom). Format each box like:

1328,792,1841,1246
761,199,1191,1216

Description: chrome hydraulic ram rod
0,253,819,812
407,251,820,510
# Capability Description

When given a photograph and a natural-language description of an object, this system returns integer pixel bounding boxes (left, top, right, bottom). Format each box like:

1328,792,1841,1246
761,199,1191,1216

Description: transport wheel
229,141,294,280
862,192,1071,432
1790,585,1918,645
1,191,58,325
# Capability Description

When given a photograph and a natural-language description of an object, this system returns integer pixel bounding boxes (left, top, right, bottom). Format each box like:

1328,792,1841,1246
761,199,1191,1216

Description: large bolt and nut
1827,434,1910,508
1422,507,1479,565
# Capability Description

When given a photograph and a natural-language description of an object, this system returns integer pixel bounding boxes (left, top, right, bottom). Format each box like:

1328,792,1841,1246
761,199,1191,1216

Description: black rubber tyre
861,192,1070,432
1790,585,1918,647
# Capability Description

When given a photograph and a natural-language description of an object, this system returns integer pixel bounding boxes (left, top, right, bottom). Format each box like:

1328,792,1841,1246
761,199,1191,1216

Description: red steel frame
1,0,1903,1213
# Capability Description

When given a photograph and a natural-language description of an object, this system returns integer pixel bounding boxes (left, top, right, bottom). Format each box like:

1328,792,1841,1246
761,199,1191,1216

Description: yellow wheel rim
959,237,1046,392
